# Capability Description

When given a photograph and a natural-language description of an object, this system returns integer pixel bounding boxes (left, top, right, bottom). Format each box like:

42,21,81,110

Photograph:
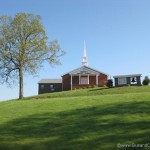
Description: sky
0,0,150,101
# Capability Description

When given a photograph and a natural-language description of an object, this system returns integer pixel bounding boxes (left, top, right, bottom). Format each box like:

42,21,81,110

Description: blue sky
0,0,150,101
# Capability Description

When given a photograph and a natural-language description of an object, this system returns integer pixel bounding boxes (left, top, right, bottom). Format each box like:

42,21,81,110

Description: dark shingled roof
38,79,62,84
62,65,108,76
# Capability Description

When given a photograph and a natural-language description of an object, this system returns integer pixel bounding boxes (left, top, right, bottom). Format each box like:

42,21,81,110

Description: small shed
113,74,142,87
38,79,62,94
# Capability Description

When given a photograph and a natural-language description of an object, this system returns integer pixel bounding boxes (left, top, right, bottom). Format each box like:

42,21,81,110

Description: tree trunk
19,67,23,99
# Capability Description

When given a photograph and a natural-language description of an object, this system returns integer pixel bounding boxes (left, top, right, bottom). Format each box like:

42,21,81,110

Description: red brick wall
72,76,79,84
62,74,71,91
62,73,108,91
98,73,108,86
89,76,96,85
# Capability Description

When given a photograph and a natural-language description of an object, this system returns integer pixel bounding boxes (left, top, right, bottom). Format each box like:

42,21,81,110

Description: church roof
62,66,108,76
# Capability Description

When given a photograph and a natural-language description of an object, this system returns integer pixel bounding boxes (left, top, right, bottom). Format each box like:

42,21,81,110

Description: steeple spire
82,40,88,66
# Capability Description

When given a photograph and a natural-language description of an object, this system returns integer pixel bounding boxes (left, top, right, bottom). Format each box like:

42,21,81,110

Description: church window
50,84,55,91
41,85,44,89
80,77,88,84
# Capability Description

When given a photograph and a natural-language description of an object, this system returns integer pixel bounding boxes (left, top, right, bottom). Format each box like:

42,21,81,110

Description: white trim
79,74,81,85
62,78,63,91
88,74,89,84
71,74,72,90
96,74,98,86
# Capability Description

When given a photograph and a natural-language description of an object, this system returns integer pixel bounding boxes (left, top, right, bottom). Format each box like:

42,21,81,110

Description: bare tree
0,13,65,99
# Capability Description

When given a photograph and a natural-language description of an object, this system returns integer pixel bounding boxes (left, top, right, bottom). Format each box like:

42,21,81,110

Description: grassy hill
0,86,150,150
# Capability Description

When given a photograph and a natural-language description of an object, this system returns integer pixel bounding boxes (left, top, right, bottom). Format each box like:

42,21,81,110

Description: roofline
38,78,62,84
113,74,142,78
61,66,81,76
61,65,109,76
86,66,109,76
38,82,62,84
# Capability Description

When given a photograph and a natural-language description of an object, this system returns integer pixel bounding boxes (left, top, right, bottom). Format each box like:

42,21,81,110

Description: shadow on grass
0,101,150,150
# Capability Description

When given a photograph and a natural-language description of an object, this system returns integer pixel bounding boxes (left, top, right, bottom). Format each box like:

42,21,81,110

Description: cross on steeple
82,40,88,66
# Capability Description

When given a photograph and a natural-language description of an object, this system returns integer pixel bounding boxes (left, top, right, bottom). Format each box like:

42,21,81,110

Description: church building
62,42,108,90
38,42,108,94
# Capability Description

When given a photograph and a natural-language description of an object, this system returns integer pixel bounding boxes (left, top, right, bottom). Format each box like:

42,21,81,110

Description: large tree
0,13,65,99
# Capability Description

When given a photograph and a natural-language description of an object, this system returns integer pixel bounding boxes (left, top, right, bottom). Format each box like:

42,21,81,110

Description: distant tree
142,76,149,85
107,79,113,88
0,13,65,99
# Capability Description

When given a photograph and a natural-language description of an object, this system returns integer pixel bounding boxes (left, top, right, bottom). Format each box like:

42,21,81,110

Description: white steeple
82,40,88,66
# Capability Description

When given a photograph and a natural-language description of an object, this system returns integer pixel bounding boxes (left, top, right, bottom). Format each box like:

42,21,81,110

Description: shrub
143,78,149,85
107,79,113,88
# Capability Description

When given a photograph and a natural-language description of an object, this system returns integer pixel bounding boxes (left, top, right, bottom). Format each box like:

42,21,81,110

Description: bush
143,80,149,85
142,76,149,85
143,79,149,85
107,79,113,88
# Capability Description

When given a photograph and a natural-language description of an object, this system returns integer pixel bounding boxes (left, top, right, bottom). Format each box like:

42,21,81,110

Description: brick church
38,42,108,94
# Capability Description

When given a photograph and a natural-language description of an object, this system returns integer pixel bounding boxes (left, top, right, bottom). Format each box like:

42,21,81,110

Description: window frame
80,76,89,85
41,84,44,89
50,84,55,91
118,77,127,85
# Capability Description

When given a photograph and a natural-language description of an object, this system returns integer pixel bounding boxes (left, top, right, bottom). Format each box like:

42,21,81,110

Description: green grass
0,86,150,150
25,85,150,100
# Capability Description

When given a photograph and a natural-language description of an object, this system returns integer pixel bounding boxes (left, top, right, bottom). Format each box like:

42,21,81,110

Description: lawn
25,85,150,99
0,86,150,150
